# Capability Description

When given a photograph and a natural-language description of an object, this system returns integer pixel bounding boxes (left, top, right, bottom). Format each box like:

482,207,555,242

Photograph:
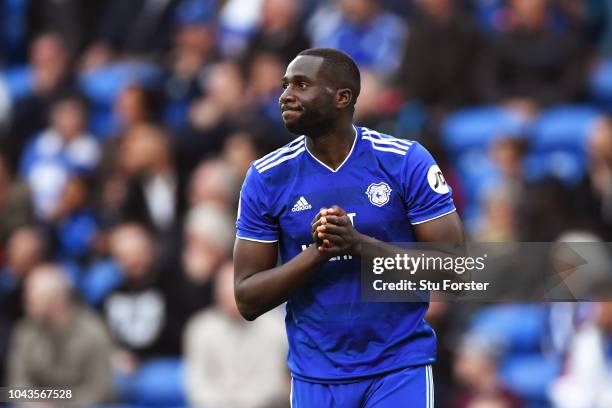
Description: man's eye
282,83,288,89
299,82,308,89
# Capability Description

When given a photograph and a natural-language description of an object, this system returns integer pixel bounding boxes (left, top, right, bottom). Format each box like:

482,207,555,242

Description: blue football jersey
236,126,456,382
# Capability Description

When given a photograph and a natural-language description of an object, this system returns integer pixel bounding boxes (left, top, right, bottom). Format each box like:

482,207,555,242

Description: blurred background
0,0,611,407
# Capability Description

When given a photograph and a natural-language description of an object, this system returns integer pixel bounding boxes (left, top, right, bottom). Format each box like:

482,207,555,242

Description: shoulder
11,319,38,342
76,308,112,344
359,126,418,158
250,135,306,176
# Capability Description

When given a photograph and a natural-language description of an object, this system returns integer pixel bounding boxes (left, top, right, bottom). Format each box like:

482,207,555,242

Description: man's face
279,55,336,135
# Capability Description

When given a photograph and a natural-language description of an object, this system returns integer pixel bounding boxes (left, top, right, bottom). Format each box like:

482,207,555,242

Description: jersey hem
235,235,278,243
410,208,457,225
289,355,437,384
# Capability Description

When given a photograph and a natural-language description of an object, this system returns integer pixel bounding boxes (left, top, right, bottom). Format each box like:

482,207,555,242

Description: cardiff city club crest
366,182,392,207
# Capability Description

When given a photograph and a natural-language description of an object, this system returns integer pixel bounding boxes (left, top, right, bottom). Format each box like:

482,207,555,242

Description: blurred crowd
0,0,611,407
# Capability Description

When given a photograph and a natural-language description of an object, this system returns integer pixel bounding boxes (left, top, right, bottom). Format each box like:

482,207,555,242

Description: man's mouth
281,106,303,119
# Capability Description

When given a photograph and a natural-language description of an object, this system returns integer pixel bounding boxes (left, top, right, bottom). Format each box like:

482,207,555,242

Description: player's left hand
313,206,364,257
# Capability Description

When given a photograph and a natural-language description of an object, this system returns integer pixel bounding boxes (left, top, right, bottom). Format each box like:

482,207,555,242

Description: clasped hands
310,205,364,258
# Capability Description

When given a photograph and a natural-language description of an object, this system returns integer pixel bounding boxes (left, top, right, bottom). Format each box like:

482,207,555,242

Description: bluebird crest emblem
366,182,392,207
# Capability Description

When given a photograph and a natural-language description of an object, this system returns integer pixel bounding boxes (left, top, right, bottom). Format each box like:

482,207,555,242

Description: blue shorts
290,365,434,408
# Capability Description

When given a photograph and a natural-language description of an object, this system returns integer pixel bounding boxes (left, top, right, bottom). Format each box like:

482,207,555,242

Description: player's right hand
311,206,346,250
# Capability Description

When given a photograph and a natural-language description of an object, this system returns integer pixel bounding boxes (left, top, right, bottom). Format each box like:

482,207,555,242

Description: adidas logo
291,196,312,212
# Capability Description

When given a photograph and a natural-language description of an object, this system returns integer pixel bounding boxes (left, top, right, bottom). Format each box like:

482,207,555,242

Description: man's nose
279,87,296,105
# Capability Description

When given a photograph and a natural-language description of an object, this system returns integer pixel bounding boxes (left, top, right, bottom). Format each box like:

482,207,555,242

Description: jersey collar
304,125,360,173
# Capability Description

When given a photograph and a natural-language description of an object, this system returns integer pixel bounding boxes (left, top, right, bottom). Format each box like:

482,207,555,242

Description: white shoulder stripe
363,135,410,151
361,128,413,147
371,145,407,155
258,146,305,173
379,133,413,146
255,139,305,170
253,136,305,167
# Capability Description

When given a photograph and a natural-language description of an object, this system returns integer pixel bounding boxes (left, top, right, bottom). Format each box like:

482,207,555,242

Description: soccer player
234,48,465,407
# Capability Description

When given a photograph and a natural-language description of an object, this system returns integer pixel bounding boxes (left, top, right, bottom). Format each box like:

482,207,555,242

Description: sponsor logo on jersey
291,196,312,212
366,182,392,207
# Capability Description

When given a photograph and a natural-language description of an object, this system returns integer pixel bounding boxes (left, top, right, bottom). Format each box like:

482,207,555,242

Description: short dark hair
298,48,361,109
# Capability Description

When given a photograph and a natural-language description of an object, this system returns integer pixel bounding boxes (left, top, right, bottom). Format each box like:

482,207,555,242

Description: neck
306,121,356,171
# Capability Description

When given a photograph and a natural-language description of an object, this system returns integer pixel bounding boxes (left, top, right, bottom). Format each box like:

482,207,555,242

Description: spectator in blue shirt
306,0,406,77
20,93,100,222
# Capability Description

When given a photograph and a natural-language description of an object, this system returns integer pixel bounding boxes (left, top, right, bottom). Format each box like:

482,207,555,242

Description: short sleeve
403,143,456,225
235,166,279,242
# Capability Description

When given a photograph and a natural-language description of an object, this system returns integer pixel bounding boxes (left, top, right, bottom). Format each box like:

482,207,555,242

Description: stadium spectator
182,202,234,285
217,0,264,57
222,130,263,180
164,0,219,130
0,155,33,243
307,0,406,77
0,226,46,384
108,84,164,139
585,116,612,238
247,0,310,66
397,0,482,111
518,117,612,241
81,0,180,71
6,264,114,405
353,69,390,128
188,158,239,210
184,262,289,408
451,335,522,408
114,124,183,233
476,0,588,109
474,137,528,242
0,226,47,322
475,186,519,242
246,52,286,124
101,223,176,366
26,0,105,56
100,221,213,367
550,300,612,407
7,33,75,171
175,61,247,176
19,92,99,222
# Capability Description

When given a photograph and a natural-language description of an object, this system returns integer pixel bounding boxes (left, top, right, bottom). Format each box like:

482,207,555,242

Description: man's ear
336,88,353,109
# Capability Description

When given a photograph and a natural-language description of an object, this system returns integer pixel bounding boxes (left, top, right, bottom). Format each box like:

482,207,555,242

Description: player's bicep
233,238,278,283
413,211,464,243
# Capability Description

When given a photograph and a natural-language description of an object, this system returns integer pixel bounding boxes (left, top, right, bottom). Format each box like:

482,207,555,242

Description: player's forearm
235,245,327,321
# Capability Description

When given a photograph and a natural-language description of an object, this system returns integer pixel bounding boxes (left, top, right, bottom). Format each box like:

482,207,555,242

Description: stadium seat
453,150,500,227
442,106,528,154
527,105,600,185
1,65,33,100
589,58,612,112
523,151,588,186
529,105,600,152
441,106,528,227
500,354,561,404
130,358,186,406
80,260,124,306
78,62,163,137
469,305,546,352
